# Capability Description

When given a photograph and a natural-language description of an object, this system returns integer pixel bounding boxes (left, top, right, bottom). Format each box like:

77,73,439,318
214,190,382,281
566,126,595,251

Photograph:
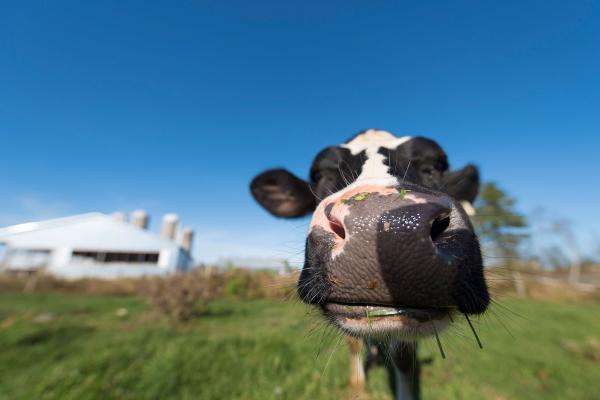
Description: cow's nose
306,186,471,308
314,188,454,253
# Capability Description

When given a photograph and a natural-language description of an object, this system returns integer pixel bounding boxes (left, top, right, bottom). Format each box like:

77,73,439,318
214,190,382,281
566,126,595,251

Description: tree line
473,181,596,283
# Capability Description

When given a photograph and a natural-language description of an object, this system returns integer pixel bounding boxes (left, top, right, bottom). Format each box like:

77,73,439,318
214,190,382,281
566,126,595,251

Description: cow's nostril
329,219,346,239
430,213,450,242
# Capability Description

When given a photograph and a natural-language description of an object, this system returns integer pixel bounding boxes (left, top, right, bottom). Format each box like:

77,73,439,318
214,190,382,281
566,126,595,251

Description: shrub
223,268,297,300
142,268,226,322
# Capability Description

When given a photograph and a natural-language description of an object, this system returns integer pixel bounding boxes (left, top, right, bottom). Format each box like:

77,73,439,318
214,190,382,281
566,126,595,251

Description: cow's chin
322,302,452,340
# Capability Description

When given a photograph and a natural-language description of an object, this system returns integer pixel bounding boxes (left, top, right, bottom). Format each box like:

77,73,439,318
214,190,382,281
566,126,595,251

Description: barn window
72,251,160,264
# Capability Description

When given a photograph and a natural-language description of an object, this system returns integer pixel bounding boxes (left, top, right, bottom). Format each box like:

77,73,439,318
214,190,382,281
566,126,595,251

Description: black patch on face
309,146,366,200
379,137,449,190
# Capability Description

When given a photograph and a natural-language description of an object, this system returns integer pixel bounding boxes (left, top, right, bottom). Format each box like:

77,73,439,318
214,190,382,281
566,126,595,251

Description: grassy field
0,293,598,400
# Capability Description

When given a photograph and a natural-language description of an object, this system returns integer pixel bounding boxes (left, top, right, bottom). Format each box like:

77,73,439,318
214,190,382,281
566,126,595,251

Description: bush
142,268,226,321
0,268,299,322
223,268,297,300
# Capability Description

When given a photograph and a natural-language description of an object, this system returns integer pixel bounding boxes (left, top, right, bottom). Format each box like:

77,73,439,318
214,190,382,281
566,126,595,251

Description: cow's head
250,130,488,338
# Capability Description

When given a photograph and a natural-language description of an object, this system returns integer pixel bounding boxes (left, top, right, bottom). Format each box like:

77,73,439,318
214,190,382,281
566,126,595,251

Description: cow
250,129,489,400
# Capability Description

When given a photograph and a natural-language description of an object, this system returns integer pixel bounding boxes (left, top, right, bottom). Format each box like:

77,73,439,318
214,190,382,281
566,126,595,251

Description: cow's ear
250,168,316,218
442,164,480,215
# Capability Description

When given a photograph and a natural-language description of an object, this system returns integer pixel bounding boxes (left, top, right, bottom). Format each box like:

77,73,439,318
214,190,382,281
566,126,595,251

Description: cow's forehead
341,129,412,155
340,129,412,182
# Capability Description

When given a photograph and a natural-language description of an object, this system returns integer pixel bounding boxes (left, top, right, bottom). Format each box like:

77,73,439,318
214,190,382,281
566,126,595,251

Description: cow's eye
421,166,433,175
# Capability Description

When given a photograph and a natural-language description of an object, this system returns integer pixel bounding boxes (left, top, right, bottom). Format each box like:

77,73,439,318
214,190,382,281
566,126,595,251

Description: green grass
0,293,598,400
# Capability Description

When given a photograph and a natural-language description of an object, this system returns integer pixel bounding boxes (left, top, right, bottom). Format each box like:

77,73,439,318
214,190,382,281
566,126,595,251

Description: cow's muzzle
298,183,489,336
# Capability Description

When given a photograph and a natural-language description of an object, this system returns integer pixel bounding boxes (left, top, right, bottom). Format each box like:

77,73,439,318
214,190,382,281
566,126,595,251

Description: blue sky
1,1,598,263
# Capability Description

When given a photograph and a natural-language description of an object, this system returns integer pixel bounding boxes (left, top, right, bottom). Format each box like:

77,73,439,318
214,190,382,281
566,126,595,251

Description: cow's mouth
322,302,452,338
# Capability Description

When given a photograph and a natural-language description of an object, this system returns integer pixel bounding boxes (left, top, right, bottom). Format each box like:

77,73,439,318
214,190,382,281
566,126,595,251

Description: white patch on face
308,130,413,238
341,129,412,181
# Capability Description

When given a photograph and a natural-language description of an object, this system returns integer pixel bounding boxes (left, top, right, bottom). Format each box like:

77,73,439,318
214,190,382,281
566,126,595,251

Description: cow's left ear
442,164,480,214
250,168,316,218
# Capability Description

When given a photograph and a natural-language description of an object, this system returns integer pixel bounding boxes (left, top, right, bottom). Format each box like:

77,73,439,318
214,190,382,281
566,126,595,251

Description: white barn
0,211,194,278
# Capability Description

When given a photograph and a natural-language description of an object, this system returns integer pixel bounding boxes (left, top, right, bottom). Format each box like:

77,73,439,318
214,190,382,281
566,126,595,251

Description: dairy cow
250,129,488,399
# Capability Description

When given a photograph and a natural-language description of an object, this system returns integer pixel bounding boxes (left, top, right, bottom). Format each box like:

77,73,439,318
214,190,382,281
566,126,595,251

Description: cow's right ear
442,164,480,216
250,168,316,218
442,164,480,204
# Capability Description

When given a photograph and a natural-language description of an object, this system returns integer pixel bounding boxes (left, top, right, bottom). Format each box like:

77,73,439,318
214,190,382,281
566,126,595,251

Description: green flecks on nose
341,192,370,205
354,192,369,201
398,188,411,199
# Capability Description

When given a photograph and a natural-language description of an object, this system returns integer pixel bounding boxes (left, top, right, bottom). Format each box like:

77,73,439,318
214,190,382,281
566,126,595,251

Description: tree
474,182,528,261
550,218,582,282
474,182,528,295
528,207,584,282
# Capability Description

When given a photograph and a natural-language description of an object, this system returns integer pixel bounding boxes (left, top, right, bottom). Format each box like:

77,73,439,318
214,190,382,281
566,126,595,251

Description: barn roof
0,213,182,252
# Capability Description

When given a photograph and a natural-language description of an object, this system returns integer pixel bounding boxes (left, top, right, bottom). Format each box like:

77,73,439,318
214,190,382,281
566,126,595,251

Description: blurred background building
0,211,194,278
